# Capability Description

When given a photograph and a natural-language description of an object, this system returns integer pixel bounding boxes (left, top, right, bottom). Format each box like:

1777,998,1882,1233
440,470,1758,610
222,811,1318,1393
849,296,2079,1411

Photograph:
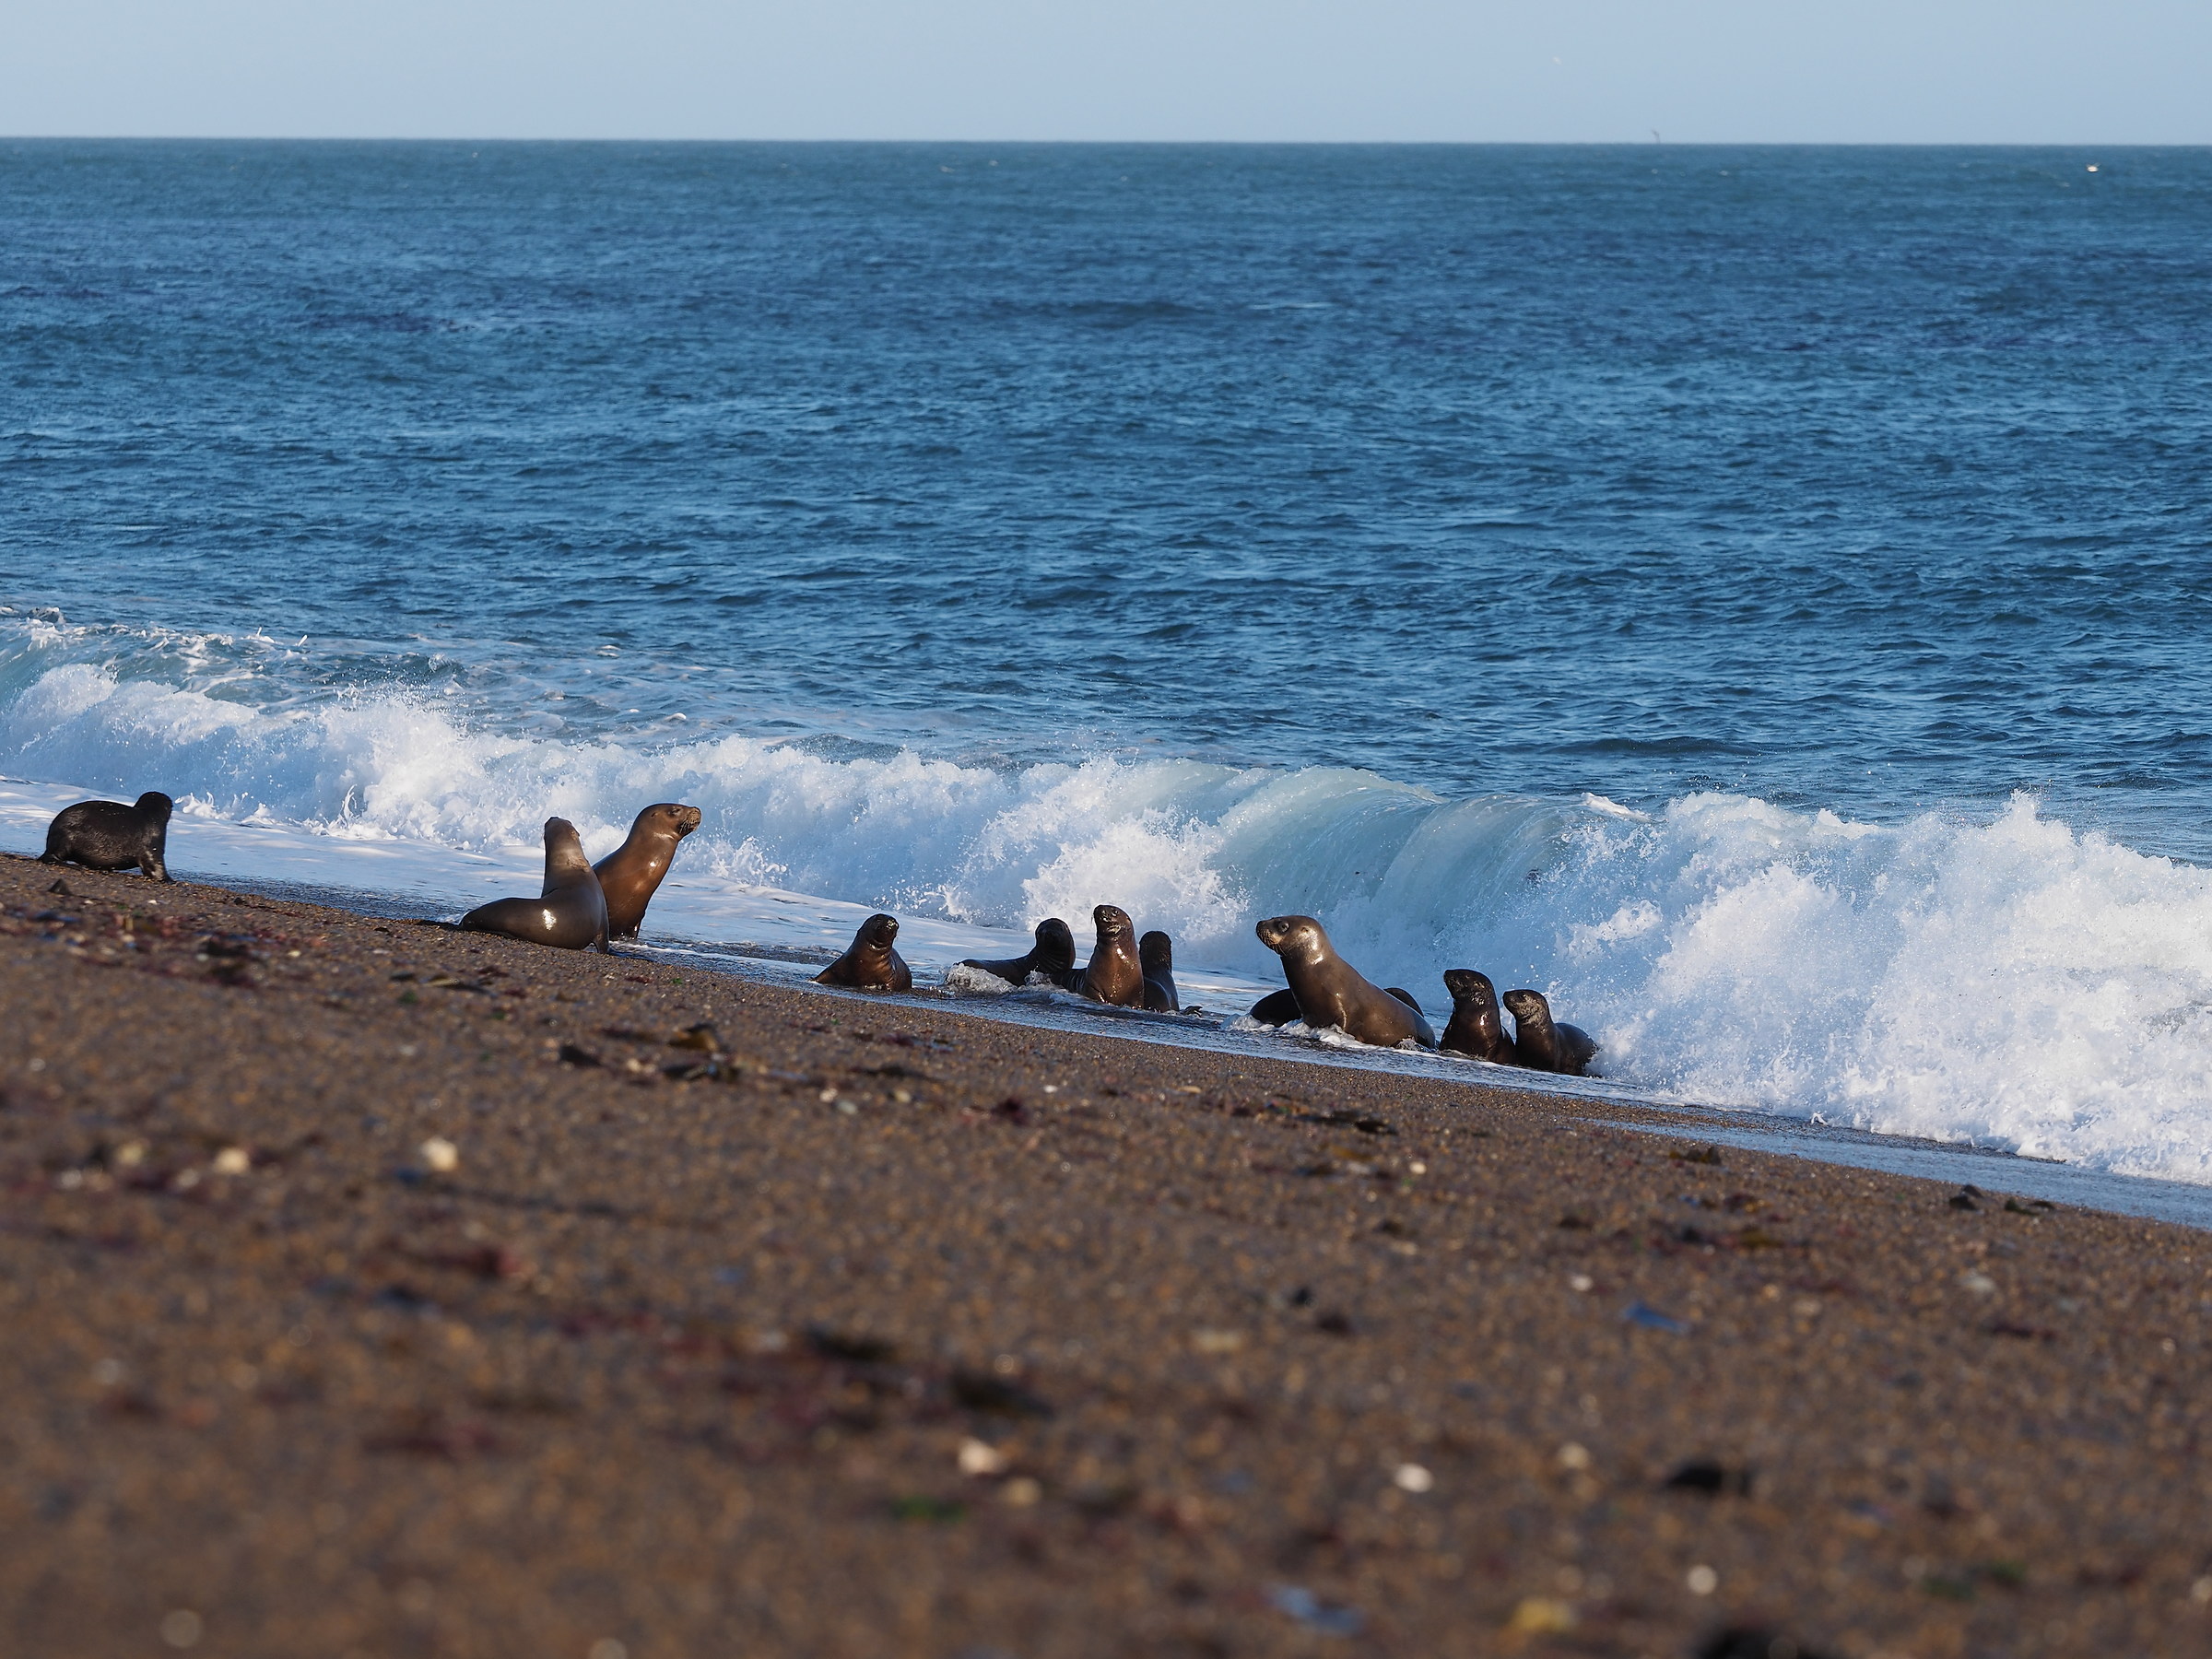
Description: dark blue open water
6,142,2212,1178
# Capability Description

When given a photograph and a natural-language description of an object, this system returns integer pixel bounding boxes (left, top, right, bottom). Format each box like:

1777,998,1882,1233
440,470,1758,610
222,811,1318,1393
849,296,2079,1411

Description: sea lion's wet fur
1501,987,1598,1076
961,918,1077,989
42,792,175,882
1138,930,1180,1013
1254,915,1437,1049
1440,969,1520,1065
1075,905,1147,1006
460,818,610,951
818,912,912,992
1247,989,1302,1026
594,802,701,939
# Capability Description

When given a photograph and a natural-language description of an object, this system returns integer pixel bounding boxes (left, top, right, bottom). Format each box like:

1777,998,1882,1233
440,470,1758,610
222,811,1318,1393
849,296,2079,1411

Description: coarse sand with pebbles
3,851,2211,1658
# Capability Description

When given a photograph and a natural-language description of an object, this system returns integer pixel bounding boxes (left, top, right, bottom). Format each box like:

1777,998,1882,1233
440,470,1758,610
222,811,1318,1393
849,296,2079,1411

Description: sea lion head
1500,988,1550,1025
134,791,174,821
1092,904,1133,941
1034,917,1076,965
1443,969,1498,1009
1254,914,1327,960
858,912,900,952
636,802,702,842
1139,930,1173,972
543,817,592,869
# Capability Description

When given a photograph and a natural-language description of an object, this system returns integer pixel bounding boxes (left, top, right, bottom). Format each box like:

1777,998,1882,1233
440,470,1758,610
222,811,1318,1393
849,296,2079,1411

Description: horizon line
6,135,2204,148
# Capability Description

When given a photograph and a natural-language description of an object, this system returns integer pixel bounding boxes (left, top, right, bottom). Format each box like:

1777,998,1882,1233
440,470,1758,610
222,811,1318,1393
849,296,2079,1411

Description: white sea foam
6,625,2212,1182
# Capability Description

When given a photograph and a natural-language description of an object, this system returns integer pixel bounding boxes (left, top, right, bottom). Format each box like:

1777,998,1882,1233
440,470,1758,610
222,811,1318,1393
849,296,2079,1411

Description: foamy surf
7,618,2212,1185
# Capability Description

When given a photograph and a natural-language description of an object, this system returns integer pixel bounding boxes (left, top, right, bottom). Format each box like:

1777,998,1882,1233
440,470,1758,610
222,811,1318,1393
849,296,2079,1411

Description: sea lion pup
1501,987,1599,1076
960,917,1077,989
817,912,912,992
1253,915,1438,1048
41,791,175,882
1074,904,1147,1006
1247,989,1302,1026
461,818,610,950
1440,969,1520,1065
594,802,702,939
1138,930,1180,1013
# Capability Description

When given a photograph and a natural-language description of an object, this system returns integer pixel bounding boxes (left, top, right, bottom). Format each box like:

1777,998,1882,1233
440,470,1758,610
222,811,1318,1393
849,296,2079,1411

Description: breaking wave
7,615,2212,1182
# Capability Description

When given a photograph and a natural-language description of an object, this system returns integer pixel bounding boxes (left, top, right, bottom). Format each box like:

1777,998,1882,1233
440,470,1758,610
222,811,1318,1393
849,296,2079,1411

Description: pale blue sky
2,0,2204,143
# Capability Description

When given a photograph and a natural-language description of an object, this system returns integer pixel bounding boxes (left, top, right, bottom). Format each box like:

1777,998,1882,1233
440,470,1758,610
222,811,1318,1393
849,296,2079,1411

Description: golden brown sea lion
1439,969,1520,1064
594,802,701,939
41,791,175,882
1253,915,1437,1048
461,818,609,951
960,918,1078,989
1138,930,1180,1012
817,912,912,991
1074,904,1146,1006
1501,988,1599,1075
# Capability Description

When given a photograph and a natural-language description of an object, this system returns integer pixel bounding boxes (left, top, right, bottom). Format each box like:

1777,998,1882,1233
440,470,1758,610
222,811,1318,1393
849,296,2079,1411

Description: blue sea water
6,141,2212,1178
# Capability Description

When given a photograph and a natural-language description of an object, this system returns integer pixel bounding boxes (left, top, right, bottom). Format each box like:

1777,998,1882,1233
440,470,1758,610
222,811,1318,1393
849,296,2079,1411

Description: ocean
6,139,2212,1180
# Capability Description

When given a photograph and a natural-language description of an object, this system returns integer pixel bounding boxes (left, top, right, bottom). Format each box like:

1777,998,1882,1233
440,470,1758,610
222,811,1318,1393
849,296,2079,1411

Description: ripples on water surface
6,142,2212,1178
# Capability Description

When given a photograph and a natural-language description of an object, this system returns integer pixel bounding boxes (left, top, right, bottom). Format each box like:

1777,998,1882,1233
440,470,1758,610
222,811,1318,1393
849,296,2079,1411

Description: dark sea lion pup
1247,989,1302,1026
41,792,175,882
462,818,610,950
817,912,912,992
1439,969,1520,1065
1075,904,1147,1006
1501,988,1599,1076
960,917,1077,989
1253,915,1437,1048
594,802,701,939
1138,930,1180,1013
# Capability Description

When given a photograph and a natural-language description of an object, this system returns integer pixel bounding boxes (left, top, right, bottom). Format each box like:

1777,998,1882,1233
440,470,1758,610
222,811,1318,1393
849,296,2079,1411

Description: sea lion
1253,916,1437,1048
1501,988,1599,1076
460,818,610,951
960,917,1078,989
1075,904,1147,1006
1247,989,1302,1026
817,912,912,992
1138,930,1180,1013
1439,969,1520,1065
1385,987,1421,1010
41,791,175,882
594,802,702,939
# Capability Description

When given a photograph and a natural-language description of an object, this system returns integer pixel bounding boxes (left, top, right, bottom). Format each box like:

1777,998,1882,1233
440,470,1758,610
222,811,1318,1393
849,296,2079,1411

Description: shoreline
136,856,2212,1234
6,852,2211,1656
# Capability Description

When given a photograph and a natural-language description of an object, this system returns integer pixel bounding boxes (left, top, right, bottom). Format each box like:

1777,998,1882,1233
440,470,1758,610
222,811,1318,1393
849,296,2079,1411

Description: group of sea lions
948,904,1182,1011
1247,913,1597,1075
41,790,1594,1074
39,791,704,951
953,906,1181,1011
454,806,702,950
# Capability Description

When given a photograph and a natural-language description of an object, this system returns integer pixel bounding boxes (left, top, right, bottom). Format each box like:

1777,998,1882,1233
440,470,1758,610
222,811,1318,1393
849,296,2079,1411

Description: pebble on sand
1506,1598,1577,1634
159,1608,203,1649
958,1438,1010,1477
419,1137,460,1174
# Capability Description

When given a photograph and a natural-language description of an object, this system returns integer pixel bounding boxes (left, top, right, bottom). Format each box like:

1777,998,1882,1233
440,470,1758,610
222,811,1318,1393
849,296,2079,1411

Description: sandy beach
4,850,2210,1659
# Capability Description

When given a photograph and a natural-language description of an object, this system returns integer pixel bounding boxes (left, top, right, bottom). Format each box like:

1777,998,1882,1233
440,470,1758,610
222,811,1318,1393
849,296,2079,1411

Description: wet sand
4,853,2210,1658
